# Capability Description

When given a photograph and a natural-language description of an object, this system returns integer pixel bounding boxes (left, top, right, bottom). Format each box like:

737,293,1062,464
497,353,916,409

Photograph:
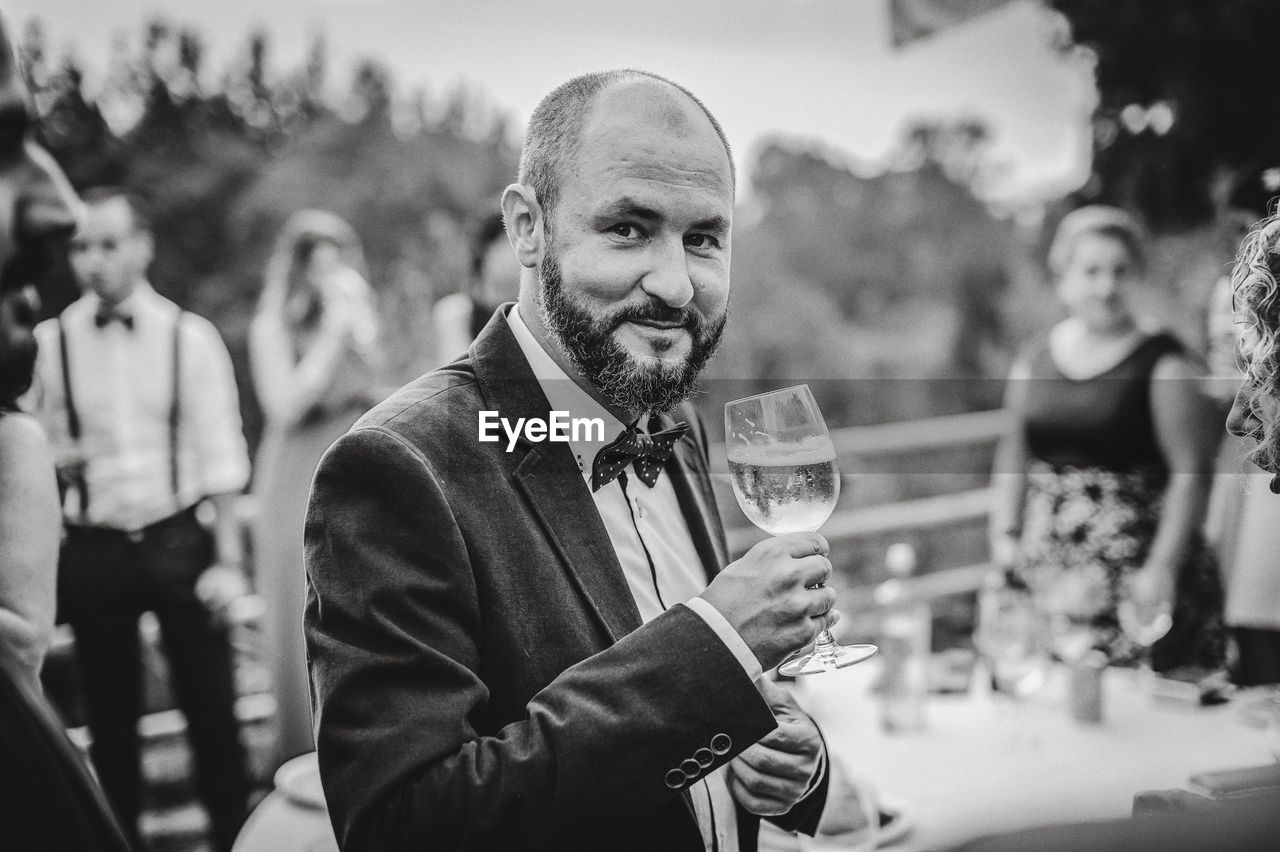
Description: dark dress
1016,332,1226,672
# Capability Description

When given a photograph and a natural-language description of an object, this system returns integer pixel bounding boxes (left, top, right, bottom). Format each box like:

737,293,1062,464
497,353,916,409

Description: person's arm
305,425,795,851
729,677,830,833
1137,354,1219,608
185,318,252,609
0,414,62,686
989,359,1032,571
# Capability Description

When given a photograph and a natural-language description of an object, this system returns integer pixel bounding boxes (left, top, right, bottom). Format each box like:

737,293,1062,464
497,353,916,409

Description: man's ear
501,183,544,269
134,229,155,271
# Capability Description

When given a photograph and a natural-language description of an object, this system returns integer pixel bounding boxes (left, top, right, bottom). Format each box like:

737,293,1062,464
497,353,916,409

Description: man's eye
686,234,720,250
608,224,640,239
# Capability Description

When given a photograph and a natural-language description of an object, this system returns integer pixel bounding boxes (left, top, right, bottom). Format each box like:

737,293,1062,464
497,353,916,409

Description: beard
537,242,727,416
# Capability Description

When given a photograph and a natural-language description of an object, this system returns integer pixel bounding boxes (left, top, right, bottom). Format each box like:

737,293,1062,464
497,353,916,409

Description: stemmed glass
975,575,1050,700
725,384,877,676
1116,576,1173,689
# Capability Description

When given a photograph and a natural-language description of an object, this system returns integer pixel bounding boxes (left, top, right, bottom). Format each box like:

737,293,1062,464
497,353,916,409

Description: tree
1049,0,1280,229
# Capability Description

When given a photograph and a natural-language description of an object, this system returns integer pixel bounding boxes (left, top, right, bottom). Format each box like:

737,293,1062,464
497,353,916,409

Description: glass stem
812,629,839,658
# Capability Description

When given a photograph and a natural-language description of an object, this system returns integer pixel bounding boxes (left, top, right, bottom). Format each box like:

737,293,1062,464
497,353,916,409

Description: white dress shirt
30,284,251,531
507,305,759,852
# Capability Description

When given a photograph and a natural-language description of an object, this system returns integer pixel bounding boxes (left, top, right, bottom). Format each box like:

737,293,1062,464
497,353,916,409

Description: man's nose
16,142,80,243
640,237,695,308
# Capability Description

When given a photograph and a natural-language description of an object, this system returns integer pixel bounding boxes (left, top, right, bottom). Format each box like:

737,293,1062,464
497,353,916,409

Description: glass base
779,643,879,677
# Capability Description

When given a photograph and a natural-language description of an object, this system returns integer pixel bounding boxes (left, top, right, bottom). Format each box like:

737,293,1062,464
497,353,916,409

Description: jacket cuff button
710,733,733,755
664,768,686,789
694,747,714,768
680,758,701,779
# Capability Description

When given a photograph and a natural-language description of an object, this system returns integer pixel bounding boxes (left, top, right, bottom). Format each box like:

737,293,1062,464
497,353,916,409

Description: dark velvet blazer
303,309,827,851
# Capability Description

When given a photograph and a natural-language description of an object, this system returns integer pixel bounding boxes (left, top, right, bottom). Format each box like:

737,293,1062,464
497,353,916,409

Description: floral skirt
1018,462,1226,672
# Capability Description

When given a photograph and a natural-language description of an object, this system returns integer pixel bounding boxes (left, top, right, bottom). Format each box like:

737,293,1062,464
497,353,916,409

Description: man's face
68,198,151,306
535,80,733,415
0,17,79,401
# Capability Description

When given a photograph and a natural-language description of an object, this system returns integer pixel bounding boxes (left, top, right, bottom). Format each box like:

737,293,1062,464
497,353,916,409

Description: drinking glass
974,576,1049,700
725,384,877,676
1116,576,1173,689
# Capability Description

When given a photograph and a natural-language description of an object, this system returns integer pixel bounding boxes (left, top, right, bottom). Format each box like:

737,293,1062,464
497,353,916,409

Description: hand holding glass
725,384,877,676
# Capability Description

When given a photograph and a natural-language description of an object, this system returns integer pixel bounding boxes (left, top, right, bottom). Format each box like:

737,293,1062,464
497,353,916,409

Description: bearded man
305,70,839,852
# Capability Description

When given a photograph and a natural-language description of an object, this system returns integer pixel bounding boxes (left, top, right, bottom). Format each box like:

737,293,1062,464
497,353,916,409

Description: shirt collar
88,280,153,318
504,305,627,481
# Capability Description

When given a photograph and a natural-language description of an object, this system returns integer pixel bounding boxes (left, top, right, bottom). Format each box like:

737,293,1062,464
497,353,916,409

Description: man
306,70,840,851
29,187,253,852
0,13,131,851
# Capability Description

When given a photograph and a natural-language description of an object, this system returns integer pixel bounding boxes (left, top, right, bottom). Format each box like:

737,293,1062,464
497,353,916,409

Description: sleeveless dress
252,330,384,763
1016,332,1225,672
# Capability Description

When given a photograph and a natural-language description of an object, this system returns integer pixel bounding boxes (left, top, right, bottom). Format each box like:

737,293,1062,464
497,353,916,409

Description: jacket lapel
470,308,643,642
660,410,730,584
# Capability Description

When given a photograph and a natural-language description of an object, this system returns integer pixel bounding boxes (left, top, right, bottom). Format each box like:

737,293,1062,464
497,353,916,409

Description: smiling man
305,70,838,851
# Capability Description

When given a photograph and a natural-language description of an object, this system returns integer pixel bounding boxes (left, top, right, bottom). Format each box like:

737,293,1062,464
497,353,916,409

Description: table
782,661,1271,850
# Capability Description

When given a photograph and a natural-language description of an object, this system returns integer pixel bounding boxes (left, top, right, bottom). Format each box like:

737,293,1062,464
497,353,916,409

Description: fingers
736,739,817,781
728,751,813,816
778,532,829,558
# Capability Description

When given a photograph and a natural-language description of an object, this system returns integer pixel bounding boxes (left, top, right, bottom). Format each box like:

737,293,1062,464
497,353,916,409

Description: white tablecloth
783,662,1270,850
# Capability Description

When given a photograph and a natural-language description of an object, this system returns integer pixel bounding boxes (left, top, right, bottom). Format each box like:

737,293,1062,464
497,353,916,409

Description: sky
5,0,1097,204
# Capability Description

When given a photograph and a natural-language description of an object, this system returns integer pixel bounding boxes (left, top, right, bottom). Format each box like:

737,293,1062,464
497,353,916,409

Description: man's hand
195,563,249,621
699,532,837,671
728,677,825,817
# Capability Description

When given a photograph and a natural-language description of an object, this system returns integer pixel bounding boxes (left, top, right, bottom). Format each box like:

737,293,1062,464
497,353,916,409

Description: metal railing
711,408,1010,605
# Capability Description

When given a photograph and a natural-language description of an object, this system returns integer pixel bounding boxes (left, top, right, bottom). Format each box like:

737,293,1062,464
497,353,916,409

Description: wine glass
1116,576,1174,692
724,384,877,676
974,575,1049,699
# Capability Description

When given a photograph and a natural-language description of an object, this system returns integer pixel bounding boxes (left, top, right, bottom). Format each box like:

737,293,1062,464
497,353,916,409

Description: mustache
607,300,702,331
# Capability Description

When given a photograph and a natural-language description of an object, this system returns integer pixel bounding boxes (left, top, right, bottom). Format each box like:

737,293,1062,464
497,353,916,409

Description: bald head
517,70,735,229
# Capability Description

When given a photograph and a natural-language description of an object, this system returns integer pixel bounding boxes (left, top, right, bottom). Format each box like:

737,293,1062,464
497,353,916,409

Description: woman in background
250,210,384,763
989,205,1225,673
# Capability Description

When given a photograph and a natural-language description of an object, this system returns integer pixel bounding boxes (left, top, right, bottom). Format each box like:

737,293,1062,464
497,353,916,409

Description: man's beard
537,243,727,416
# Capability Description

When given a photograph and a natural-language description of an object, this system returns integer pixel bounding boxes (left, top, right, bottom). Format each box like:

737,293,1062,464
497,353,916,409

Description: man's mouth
626,318,687,330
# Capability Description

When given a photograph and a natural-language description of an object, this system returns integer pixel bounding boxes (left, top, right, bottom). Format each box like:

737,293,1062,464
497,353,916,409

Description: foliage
20,18,519,451
1048,0,1280,230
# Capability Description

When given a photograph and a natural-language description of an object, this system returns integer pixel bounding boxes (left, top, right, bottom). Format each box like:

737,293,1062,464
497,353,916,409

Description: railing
710,408,1011,606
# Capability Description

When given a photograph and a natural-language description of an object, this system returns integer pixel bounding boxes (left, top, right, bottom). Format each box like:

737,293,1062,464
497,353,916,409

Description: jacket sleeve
304,424,779,851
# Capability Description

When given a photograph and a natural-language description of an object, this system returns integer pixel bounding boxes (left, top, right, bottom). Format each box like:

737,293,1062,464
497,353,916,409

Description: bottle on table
875,543,930,733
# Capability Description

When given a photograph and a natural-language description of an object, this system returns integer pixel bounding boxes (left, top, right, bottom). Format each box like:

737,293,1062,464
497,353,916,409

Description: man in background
29,187,253,852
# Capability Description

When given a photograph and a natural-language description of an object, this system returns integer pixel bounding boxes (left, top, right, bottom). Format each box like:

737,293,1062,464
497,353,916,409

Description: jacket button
680,758,701,779
664,768,686,789
694,747,714,768
710,733,733,755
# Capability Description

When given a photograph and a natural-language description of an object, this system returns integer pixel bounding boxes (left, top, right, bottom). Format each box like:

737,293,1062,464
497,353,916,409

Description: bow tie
94,307,134,330
591,419,690,492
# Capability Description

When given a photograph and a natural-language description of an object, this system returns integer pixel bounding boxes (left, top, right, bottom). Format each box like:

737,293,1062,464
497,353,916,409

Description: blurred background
11,2,1280,847
16,0,1276,447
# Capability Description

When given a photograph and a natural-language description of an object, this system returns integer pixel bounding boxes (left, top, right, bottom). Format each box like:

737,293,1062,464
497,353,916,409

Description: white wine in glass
725,384,877,676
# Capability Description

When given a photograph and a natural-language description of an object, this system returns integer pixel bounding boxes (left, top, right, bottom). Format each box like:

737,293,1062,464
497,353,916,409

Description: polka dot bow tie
591,420,690,492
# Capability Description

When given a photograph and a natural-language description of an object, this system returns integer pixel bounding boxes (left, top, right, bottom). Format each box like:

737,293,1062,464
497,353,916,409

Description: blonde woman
250,210,384,763
990,205,1225,673
1225,210,1280,684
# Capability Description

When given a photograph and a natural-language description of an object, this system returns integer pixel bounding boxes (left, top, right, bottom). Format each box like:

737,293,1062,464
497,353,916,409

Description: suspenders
58,309,186,522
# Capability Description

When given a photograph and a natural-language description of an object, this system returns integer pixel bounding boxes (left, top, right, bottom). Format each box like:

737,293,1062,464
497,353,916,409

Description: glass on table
724,384,876,676
1116,572,1174,692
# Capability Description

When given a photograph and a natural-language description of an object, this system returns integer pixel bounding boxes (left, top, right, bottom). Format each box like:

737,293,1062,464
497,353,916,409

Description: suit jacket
304,311,828,851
